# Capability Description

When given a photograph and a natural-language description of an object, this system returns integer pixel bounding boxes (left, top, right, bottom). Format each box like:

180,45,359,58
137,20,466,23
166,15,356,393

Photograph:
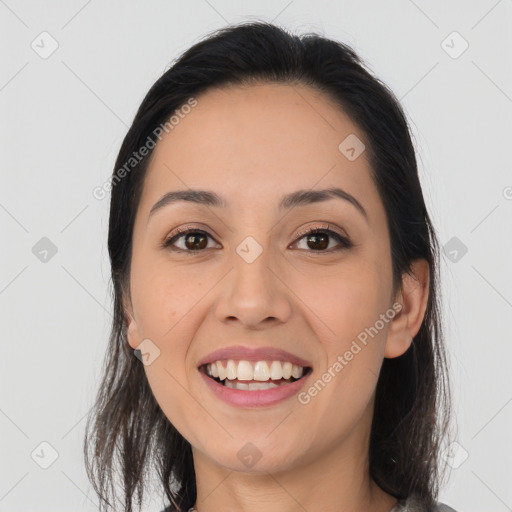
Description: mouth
199,360,313,391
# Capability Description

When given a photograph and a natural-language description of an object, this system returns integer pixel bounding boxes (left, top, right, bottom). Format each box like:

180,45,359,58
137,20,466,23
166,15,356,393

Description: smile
199,360,312,407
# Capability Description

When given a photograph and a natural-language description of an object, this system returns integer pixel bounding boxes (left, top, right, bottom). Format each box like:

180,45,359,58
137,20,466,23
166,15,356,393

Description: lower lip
199,369,311,408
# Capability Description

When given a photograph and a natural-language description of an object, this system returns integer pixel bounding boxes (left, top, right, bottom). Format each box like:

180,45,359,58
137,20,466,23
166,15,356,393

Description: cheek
293,261,390,346
144,358,204,447
134,269,203,437
129,254,204,384
131,254,200,336
292,261,390,404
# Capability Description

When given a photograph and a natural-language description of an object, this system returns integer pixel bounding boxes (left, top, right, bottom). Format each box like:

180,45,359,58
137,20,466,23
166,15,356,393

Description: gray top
389,494,458,512
161,494,459,512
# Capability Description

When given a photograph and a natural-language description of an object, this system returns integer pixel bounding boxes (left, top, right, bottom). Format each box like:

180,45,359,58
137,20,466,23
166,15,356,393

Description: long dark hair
84,21,454,512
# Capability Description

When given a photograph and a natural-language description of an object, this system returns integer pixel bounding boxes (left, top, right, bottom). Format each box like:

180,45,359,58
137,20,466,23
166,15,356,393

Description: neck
188,406,398,512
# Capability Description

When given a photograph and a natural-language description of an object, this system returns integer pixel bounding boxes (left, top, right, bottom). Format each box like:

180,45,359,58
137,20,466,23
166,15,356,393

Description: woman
84,21,458,512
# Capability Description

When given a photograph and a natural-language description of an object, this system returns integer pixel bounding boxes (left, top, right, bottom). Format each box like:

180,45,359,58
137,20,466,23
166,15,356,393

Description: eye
292,224,353,252
162,223,353,254
162,226,220,252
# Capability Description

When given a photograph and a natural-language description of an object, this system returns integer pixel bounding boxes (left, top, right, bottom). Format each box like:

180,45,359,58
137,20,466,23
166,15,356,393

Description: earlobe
122,294,141,350
125,318,141,350
384,259,430,359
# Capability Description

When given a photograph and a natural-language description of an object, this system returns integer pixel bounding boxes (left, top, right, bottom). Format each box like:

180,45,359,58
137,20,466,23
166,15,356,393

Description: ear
384,258,430,359
122,291,142,350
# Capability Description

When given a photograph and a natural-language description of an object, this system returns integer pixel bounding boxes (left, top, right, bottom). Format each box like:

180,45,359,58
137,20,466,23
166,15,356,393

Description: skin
124,82,430,512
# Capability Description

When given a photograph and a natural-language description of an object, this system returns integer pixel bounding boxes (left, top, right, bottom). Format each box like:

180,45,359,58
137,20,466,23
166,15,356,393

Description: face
124,82,422,474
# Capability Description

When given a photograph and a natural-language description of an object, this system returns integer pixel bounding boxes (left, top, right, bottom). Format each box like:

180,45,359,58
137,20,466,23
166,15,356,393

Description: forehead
139,82,381,219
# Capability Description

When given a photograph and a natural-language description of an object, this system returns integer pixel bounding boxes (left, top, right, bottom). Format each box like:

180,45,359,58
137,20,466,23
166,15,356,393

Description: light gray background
1,1,511,511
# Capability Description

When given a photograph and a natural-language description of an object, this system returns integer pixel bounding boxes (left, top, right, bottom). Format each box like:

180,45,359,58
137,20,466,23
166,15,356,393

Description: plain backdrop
1,1,511,511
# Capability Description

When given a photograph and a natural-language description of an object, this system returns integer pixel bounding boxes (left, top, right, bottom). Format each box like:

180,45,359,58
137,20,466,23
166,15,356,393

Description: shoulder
393,494,460,512
434,504,458,512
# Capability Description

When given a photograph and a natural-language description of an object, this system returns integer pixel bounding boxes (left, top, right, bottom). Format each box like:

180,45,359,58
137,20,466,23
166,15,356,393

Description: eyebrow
148,187,368,222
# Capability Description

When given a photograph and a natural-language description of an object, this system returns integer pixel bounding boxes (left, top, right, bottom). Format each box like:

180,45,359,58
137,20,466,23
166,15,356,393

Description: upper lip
197,345,313,369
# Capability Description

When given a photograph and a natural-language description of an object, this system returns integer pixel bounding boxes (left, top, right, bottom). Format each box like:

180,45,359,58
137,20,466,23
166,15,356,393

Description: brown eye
163,229,218,252
162,225,352,254
293,227,352,252
303,232,329,250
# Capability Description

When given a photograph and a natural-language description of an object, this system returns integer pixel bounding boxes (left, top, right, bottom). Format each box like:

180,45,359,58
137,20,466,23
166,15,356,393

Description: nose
213,242,293,330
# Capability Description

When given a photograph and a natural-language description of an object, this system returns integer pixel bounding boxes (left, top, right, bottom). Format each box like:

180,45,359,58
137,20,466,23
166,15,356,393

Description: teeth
209,362,218,378
237,360,253,380
225,360,237,380
216,361,226,380
205,359,305,382
225,380,280,390
225,380,250,390
291,364,303,379
282,362,293,379
270,361,282,380
253,361,270,381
